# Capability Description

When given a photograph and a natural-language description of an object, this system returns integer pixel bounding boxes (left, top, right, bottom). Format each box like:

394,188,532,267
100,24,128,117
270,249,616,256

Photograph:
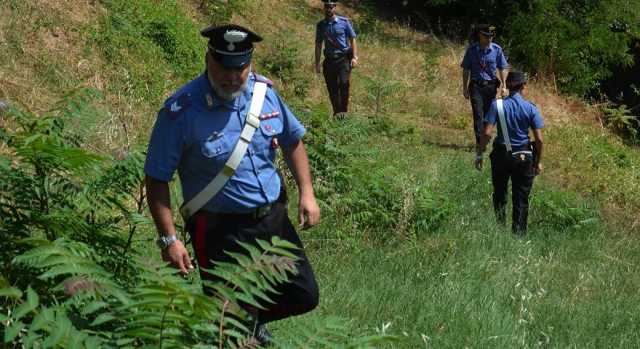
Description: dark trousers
323,58,351,114
188,202,319,324
469,80,498,143
490,146,536,234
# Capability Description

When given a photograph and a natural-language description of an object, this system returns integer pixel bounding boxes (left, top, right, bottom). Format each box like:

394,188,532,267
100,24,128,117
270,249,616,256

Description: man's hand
351,57,358,68
498,87,508,98
315,63,321,74
474,155,484,171
161,240,193,275
298,194,320,230
463,86,470,99
534,162,544,176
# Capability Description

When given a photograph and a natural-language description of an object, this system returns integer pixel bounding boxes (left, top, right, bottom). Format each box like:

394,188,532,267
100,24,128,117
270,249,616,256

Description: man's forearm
283,140,314,198
534,140,543,165
314,43,322,66
349,37,358,58
498,69,508,86
477,125,493,154
145,176,177,236
463,70,470,91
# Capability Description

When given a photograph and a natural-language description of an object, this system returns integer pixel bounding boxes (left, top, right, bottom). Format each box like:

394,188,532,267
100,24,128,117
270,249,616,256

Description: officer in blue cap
461,24,510,146
144,24,320,345
315,0,358,119
475,71,545,235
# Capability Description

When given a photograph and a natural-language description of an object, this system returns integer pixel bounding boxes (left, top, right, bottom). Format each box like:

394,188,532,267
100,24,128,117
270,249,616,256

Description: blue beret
201,24,263,68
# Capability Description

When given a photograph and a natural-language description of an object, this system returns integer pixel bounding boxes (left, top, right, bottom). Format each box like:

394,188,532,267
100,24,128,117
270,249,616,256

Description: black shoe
254,324,272,347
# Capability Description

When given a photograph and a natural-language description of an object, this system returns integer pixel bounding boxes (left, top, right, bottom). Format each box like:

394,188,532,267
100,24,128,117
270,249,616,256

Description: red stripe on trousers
194,213,208,271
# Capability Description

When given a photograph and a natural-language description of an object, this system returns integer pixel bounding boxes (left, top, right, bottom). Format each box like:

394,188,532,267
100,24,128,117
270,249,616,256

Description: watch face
157,235,177,250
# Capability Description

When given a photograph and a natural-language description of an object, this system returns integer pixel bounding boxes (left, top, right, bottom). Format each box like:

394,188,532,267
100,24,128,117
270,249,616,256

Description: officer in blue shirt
461,24,509,145
144,24,320,344
315,0,358,119
475,71,545,235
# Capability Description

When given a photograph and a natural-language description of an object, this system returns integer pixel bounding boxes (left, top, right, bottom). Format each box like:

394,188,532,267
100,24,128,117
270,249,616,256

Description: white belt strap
496,98,512,152
180,82,268,220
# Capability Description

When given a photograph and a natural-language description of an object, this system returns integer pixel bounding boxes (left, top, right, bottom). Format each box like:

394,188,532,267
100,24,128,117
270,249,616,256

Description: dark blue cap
507,71,528,87
201,24,263,68
476,24,495,37
323,0,338,6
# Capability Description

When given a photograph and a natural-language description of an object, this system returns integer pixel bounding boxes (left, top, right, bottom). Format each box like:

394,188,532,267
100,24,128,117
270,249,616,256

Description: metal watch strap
179,81,269,221
156,234,178,250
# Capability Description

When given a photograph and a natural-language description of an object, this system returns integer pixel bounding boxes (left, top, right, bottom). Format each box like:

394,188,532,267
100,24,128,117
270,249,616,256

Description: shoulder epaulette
254,74,274,87
162,93,192,120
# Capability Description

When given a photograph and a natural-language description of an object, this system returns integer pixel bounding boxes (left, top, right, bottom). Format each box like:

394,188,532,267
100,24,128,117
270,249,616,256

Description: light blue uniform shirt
484,93,545,147
461,42,509,81
316,16,356,57
144,72,306,213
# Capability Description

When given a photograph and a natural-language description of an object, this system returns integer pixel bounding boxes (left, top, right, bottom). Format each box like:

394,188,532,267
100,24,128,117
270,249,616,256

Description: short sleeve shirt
316,16,356,57
461,42,509,81
484,93,544,147
144,73,306,213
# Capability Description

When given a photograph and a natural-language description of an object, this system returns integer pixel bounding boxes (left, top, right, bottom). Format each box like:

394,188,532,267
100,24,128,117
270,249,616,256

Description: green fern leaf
0,287,22,299
4,320,24,343
26,287,39,310
90,313,117,326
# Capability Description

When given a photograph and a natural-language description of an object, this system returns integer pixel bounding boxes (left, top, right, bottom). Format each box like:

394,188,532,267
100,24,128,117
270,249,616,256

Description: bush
256,31,311,99
0,95,398,348
530,190,599,231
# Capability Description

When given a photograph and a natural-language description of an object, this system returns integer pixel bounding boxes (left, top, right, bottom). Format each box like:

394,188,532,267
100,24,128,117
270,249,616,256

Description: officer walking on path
475,71,544,235
315,0,358,119
461,24,509,146
144,24,320,345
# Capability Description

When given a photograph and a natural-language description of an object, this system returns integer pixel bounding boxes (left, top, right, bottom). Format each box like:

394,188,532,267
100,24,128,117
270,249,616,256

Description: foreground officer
475,71,544,235
461,24,509,145
314,0,358,119
144,24,320,344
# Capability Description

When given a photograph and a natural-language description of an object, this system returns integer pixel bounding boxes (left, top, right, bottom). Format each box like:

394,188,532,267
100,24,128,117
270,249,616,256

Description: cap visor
217,53,251,68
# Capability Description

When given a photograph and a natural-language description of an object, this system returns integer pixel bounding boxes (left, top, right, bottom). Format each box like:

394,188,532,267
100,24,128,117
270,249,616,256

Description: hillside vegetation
1,0,639,348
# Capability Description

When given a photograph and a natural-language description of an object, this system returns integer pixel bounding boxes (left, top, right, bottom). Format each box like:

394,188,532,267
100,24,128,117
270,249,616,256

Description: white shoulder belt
179,81,268,220
496,98,512,152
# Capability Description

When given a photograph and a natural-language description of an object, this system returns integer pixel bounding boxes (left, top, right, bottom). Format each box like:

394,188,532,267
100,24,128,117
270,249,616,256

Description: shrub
256,31,311,99
530,190,599,231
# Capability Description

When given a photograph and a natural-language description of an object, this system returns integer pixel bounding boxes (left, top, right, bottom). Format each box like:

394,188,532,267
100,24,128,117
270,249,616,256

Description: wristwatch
156,234,179,250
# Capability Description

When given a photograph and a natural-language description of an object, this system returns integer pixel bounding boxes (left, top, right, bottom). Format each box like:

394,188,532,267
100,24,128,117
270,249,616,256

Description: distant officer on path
461,24,509,146
144,24,320,345
475,71,544,235
315,0,358,119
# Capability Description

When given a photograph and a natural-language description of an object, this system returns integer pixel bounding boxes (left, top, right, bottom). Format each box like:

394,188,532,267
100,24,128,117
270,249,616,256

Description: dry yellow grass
0,1,105,112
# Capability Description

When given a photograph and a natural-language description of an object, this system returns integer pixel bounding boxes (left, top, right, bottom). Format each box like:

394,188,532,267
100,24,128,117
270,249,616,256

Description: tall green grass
274,107,640,348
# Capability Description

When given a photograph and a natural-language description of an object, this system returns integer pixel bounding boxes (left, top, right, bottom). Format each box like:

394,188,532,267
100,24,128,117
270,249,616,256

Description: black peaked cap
201,24,263,68
507,71,528,86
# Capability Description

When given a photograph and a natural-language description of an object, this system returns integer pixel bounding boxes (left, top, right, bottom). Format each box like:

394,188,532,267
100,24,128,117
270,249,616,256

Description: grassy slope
2,0,639,347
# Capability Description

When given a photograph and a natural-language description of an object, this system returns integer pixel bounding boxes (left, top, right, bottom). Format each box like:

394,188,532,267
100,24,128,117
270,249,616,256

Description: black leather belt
201,203,275,221
471,79,497,87
494,143,531,152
